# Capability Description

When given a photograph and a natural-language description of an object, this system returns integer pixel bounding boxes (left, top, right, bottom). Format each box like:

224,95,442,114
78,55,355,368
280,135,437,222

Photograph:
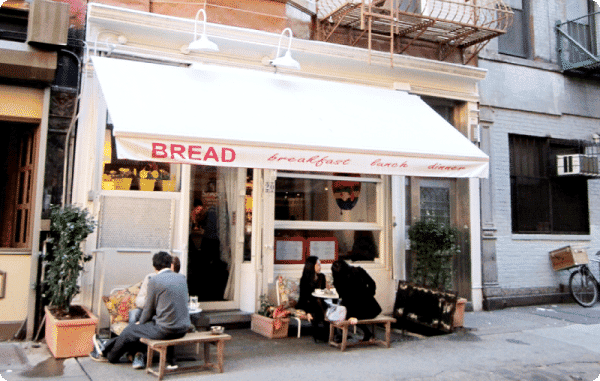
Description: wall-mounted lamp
269,28,301,70
183,9,219,54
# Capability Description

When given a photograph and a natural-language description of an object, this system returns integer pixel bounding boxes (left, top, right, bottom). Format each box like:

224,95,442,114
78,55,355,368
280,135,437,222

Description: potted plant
158,169,176,192
250,295,290,339
43,204,97,358
113,167,134,190
139,167,158,191
406,218,466,329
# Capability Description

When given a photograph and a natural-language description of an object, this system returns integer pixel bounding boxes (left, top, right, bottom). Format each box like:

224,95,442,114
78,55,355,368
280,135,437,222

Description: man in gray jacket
90,251,191,369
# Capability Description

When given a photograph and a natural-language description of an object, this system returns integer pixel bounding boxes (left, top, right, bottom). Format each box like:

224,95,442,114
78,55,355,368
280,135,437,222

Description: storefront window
102,124,181,192
274,172,382,263
275,175,377,222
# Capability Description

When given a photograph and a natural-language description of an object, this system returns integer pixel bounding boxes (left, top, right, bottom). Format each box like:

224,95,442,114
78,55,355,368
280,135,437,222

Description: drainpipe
60,48,82,207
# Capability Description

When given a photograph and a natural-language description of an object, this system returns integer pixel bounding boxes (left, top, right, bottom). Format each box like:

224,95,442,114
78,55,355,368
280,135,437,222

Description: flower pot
160,179,176,192
453,298,467,328
114,178,132,190
139,179,156,191
251,313,289,339
102,181,115,190
45,305,98,358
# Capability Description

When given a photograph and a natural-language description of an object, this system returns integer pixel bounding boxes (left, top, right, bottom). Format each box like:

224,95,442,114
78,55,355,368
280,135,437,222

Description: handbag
325,301,347,322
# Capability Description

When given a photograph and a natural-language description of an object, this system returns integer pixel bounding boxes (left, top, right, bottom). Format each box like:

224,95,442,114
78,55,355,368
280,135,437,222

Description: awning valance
92,56,488,178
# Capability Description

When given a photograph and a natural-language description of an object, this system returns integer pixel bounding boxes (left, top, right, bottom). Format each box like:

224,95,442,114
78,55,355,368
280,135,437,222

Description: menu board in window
275,237,306,264
307,237,338,263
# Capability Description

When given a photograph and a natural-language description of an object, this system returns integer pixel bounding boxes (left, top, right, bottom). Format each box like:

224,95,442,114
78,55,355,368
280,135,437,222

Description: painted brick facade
478,0,600,308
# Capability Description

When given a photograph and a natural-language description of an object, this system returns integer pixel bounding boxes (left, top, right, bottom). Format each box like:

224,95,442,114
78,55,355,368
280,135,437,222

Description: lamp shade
188,34,219,52
270,50,301,70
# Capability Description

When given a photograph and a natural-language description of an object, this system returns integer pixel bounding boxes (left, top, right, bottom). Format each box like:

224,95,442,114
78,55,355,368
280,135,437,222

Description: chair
275,276,308,338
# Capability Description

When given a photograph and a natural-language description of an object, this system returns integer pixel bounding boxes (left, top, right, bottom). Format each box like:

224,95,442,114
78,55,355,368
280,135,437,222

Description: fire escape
315,0,513,66
556,11,600,78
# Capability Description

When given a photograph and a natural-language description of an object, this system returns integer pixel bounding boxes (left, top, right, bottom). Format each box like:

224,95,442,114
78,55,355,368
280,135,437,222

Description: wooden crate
251,314,289,339
549,246,588,271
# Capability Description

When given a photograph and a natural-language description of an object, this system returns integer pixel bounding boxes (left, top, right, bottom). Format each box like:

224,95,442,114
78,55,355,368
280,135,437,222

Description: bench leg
385,322,391,348
328,323,334,344
340,326,348,351
157,347,167,381
145,346,153,375
216,340,225,373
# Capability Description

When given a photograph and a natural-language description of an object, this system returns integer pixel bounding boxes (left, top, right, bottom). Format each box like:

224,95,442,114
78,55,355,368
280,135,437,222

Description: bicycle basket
549,246,588,271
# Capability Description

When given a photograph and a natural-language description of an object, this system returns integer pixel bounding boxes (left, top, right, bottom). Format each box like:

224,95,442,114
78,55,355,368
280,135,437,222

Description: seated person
295,256,329,342
331,259,381,341
130,255,182,324
90,252,190,370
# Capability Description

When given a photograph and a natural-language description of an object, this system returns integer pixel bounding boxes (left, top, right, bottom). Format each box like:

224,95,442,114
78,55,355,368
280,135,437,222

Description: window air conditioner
556,154,600,176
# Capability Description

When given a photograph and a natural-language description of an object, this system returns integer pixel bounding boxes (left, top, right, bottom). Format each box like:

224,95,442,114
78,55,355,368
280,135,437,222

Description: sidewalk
2,303,600,381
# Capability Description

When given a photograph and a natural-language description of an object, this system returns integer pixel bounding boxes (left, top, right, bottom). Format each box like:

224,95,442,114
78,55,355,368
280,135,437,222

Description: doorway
406,177,472,298
187,165,243,309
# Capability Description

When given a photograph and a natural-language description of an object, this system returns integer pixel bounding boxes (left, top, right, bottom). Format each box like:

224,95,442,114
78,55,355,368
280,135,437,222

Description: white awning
92,56,488,178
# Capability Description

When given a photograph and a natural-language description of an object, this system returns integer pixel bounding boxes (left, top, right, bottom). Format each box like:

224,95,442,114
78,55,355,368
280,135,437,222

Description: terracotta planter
160,179,176,192
139,179,156,191
251,313,289,339
453,298,467,328
45,306,98,358
114,178,133,190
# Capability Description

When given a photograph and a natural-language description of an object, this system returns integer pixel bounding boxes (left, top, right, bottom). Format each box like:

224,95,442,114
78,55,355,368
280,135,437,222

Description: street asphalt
2,303,600,381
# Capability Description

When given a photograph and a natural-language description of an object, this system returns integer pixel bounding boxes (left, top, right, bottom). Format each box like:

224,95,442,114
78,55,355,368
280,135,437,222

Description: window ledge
479,52,560,73
511,234,591,242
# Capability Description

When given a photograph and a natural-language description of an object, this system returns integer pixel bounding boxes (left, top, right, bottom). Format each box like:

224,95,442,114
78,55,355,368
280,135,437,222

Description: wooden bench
140,331,232,380
328,315,396,351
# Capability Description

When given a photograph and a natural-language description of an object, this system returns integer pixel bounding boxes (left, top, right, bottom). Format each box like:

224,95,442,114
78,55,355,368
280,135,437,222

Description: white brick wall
485,107,600,290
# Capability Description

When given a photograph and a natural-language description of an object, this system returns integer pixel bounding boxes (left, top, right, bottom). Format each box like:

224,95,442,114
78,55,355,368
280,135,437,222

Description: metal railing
556,11,600,74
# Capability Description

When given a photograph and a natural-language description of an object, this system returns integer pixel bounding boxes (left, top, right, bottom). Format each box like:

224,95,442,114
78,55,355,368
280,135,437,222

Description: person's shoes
89,347,108,362
119,353,134,363
132,352,146,369
166,358,178,370
92,334,106,355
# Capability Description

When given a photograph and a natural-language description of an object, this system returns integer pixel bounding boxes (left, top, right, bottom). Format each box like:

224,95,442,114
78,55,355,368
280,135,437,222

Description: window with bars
509,134,590,234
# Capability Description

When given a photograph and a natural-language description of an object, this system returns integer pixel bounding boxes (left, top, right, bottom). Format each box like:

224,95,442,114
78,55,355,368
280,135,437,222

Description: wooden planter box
45,306,98,358
251,313,289,339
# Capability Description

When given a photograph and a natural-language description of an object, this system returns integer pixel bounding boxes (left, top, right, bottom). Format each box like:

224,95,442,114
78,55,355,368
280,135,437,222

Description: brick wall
484,106,600,294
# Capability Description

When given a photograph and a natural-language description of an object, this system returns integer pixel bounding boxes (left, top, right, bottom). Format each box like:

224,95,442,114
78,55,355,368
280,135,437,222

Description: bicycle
569,250,600,307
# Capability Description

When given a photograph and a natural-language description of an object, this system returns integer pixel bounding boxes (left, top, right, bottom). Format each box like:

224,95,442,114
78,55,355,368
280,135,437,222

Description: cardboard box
549,246,588,271
251,314,289,339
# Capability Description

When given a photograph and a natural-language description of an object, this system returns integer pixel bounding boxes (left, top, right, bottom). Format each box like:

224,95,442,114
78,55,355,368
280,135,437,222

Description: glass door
187,165,244,310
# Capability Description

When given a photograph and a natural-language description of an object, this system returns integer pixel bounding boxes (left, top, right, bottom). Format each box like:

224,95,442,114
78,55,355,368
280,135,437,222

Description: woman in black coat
296,256,328,342
331,259,381,341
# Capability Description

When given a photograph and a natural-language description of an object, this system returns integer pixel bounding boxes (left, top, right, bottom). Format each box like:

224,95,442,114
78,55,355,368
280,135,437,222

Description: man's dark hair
153,251,172,271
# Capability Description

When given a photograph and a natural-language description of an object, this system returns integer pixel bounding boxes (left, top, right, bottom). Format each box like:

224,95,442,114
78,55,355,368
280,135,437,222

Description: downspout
60,48,82,207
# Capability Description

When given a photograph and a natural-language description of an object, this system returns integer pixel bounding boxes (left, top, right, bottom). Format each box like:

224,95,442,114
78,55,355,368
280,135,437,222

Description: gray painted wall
477,0,600,306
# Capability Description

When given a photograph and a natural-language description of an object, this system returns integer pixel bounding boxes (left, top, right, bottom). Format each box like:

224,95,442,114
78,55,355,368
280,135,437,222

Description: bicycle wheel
569,267,598,307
